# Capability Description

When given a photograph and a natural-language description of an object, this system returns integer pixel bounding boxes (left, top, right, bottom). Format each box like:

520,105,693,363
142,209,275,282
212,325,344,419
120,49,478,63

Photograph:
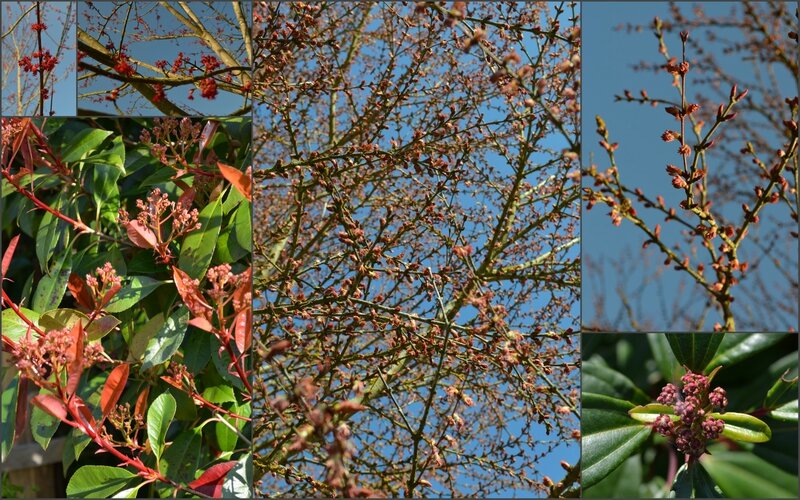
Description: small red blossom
152,83,166,103
198,78,218,99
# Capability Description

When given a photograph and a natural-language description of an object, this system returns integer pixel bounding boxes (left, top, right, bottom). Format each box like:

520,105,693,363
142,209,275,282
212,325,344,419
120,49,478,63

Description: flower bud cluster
652,370,727,457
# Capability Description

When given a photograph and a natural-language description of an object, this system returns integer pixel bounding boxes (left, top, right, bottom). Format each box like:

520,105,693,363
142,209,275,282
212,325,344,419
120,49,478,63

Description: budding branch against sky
253,1,580,497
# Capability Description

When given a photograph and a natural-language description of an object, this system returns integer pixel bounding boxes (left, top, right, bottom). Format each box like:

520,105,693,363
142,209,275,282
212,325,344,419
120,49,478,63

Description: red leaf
178,186,196,209
71,398,96,435
31,394,69,423
188,461,238,498
98,283,122,309
66,322,84,396
68,273,96,310
233,308,251,354
173,266,211,318
2,234,20,278
188,316,215,332
15,377,29,440
125,220,158,249
100,364,129,419
134,385,149,419
217,162,251,201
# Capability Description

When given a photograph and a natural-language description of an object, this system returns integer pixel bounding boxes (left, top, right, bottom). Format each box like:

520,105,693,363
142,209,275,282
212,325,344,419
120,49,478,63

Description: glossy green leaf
215,401,250,453
147,392,176,465
582,359,650,404
179,195,222,279
710,411,772,442
582,393,651,488
764,368,798,410
232,202,251,252
707,333,787,371
61,129,113,163
105,276,164,313
628,403,676,424
222,454,252,498
702,444,798,498
161,428,203,483
1,307,40,343
141,307,189,371
66,465,135,498
769,400,798,422
32,250,72,312
665,332,724,373
669,462,723,498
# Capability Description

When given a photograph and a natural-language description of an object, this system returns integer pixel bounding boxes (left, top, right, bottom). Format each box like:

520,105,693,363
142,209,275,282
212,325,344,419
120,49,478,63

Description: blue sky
76,1,250,116
582,2,797,331
1,1,76,115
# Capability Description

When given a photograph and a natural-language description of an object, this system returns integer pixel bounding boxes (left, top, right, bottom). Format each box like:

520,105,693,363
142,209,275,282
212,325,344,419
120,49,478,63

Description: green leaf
582,358,650,405
669,462,724,498
66,465,135,498
202,385,237,405
1,377,19,461
61,129,113,163
147,392,176,466
710,411,772,442
628,403,676,424
1,307,40,343
665,332,724,373
179,195,222,279
105,276,164,313
769,400,798,422
232,202,251,252
161,428,203,483
38,308,119,341
36,197,68,272
30,385,62,450
581,393,651,488
764,368,798,410
222,454,252,498
127,313,164,361
182,331,211,372
647,333,681,381
702,444,798,498
215,401,250,453
32,250,72,312
583,454,644,498
707,333,787,371
141,307,189,370
63,428,92,475
84,135,126,173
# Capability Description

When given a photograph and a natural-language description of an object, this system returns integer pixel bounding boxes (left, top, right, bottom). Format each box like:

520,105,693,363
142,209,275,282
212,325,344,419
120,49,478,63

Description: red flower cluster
152,83,166,103
113,53,135,76
31,22,47,31
171,51,189,73
199,77,218,99
201,54,221,72
18,50,59,74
